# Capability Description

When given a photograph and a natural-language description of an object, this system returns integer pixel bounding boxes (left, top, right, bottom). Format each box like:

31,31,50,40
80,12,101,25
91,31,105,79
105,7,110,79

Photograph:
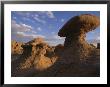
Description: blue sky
11,11,100,46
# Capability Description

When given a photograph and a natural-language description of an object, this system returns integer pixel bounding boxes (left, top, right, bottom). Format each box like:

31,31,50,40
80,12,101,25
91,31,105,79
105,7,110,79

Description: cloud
35,14,39,17
14,12,46,24
53,35,64,40
39,11,55,18
14,11,55,24
12,20,39,39
16,12,31,17
16,11,55,19
20,23,32,30
45,35,65,42
16,31,45,39
45,40,58,46
11,20,33,33
45,38,65,46
45,35,65,46
31,31,37,34
46,11,55,18
33,16,46,24
22,17,35,23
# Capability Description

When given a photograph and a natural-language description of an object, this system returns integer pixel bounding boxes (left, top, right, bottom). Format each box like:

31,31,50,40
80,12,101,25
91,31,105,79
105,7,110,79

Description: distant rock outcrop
11,38,57,76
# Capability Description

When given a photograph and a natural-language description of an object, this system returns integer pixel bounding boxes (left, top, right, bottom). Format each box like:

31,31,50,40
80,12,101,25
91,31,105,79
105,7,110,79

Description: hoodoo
58,14,100,63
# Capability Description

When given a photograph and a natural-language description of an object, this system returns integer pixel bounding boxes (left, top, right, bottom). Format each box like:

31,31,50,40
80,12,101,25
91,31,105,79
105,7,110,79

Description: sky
11,11,100,46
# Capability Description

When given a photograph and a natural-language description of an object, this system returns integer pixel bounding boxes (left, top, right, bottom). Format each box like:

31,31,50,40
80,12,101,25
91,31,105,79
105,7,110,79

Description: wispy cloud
33,11,55,23
16,31,45,39
22,17,35,23
45,35,65,46
20,23,32,29
45,39,65,46
33,16,46,24
31,31,37,34
11,20,40,39
11,19,46,42
11,20,32,32
14,11,55,24
46,11,55,18
16,12,31,17
53,35,65,40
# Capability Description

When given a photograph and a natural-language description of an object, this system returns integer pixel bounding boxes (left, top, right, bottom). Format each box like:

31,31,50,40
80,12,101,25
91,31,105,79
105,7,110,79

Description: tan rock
11,40,23,54
57,14,100,63
11,37,57,76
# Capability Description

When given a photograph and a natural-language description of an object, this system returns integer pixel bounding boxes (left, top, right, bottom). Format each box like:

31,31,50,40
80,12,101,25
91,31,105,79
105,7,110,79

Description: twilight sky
11,11,100,46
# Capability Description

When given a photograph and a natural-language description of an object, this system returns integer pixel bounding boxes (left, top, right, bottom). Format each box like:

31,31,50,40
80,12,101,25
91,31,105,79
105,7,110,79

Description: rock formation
11,38,57,76
54,44,64,55
58,14,100,63
97,43,100,49
11,40,23,54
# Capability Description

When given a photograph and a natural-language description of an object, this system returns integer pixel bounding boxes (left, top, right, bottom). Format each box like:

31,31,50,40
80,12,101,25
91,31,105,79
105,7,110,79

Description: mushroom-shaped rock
57,14,100,64
58,14,100,37
58,14,100,47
